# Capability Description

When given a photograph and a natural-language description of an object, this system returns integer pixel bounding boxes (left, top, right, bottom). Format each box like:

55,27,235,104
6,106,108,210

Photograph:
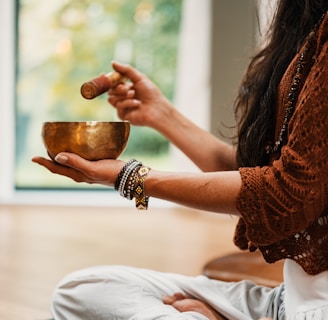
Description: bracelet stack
115,159,151,210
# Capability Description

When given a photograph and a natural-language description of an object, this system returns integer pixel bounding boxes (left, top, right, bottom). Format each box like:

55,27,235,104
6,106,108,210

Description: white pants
51,265,285,320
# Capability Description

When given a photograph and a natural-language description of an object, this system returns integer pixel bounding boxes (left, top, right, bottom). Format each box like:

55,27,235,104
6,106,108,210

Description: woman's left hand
163,293,226,320
32,153,125,187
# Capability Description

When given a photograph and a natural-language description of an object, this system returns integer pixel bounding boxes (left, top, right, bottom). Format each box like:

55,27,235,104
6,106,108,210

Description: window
1,1,276,205
0,0,213,206
15,0,182,189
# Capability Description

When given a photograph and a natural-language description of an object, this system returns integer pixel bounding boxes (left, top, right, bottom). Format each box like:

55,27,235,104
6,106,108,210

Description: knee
51,265,139,319
51,267,101,319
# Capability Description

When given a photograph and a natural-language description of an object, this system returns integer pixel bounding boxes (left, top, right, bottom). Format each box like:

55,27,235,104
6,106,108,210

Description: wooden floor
0,204,239,320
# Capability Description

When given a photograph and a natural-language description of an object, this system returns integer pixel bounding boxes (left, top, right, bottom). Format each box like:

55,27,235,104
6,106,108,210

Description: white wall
171,0,212,172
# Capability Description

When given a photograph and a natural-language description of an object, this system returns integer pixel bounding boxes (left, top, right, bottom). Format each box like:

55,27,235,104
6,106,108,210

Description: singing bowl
42,121,130,161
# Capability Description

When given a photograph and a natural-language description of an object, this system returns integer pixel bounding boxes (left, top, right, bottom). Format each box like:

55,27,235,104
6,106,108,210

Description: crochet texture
234,13,328,275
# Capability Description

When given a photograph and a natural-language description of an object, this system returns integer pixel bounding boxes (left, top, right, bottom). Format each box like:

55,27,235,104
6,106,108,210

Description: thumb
54,153,69,164
54,152,91,173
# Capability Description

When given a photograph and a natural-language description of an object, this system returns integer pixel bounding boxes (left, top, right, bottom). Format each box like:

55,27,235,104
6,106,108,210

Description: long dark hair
235,0,328,167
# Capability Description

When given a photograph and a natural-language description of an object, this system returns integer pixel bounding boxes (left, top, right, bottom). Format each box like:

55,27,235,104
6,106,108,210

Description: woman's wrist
145,97,176,131
114,159,151,210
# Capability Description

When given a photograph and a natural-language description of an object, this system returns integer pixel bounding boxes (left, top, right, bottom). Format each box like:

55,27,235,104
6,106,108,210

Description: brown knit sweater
234,12,328,276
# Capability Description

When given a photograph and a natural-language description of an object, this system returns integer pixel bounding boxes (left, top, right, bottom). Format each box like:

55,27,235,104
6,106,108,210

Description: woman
33,0,328,319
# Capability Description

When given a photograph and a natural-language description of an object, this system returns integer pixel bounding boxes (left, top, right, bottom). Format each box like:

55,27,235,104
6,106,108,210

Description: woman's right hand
109,61,236,172
108,61,174,130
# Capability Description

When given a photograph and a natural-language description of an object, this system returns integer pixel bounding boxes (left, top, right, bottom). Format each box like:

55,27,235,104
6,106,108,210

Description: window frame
0,0,212,207
0,0,16,203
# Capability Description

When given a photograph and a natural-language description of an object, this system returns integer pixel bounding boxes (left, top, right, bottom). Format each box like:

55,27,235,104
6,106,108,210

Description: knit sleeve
236,40,328,247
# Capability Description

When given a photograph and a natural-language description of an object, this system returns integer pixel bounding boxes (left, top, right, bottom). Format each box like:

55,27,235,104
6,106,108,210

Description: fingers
108,85,142,122
54,152,92,172
108,82,134,96
173,293,189,300
163,294,226,320
112,61,144,83
108,82,141,113
32,156,54,169
33,153,126,187
108,95,141,110
162,292,189,305
33,153,95,182
32,156,88,183
162,295,175,305
52,152,110,182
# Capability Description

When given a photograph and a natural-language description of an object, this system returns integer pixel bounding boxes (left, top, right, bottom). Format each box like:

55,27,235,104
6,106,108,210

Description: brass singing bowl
42,121,130,161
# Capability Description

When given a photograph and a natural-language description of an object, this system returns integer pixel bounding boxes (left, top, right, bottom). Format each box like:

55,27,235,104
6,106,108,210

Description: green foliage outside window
16,0,182,188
